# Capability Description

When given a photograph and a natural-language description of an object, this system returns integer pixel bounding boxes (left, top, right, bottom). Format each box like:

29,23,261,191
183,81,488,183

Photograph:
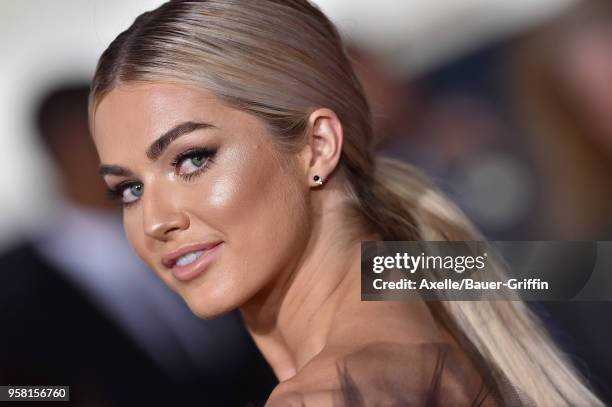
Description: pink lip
162,241,223,282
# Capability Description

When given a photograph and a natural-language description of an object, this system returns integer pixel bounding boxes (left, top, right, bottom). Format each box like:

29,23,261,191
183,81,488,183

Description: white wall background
0,0,576,247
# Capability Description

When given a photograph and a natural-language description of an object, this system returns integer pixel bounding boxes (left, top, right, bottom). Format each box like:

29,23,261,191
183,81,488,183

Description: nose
142,189,190,241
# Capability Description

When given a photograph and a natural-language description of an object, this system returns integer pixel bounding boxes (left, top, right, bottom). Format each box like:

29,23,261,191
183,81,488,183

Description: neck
239,199,369,381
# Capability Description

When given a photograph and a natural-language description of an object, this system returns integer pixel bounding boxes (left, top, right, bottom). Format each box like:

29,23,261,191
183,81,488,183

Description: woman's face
92,82,311,318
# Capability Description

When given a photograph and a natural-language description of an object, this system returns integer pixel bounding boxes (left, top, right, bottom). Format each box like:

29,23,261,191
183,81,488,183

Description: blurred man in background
0,83,276,406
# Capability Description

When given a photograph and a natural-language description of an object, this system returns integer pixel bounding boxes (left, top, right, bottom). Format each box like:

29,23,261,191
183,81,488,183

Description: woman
89,1,603,405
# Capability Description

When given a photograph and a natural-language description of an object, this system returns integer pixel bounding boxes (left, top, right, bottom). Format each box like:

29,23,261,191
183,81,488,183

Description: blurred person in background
506,0,612,403
0,83,276,406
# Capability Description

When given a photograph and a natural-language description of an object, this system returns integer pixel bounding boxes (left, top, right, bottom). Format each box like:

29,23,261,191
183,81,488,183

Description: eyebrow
98,121,215,177
146,121,215,161
98,164,133,177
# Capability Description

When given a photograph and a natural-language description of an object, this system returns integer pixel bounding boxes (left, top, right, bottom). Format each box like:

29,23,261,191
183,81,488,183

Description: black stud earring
313,175,323,185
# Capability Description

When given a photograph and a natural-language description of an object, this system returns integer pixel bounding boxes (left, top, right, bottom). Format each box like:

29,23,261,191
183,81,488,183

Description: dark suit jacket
0,242,277,406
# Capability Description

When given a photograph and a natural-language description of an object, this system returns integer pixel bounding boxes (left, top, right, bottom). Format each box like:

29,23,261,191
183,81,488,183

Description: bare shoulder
266,341,501,407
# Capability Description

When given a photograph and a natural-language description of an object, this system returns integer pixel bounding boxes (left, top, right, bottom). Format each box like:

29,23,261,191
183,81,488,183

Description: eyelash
106,147,217,209
170,147,217,180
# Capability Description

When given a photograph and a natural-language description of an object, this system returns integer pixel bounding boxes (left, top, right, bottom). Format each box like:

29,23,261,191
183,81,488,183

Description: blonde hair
90,1,604,405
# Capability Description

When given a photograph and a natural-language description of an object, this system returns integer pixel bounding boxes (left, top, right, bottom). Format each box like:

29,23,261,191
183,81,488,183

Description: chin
181,286,242,320
186,303,227,320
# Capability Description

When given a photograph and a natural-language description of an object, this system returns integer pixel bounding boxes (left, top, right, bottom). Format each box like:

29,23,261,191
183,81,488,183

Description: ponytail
354,155,604,406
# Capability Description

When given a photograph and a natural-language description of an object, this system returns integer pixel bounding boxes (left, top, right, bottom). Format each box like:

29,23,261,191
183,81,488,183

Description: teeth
175,250,205,267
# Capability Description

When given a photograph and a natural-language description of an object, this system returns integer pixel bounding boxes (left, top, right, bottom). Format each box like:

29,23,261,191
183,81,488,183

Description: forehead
92,82,257,161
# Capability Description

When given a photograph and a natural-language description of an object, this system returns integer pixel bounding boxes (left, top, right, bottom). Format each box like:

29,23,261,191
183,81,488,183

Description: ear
299,108,343,188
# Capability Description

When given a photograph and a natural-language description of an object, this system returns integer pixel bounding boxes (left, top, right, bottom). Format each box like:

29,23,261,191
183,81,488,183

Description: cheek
200,145,307,234
195,148,311,294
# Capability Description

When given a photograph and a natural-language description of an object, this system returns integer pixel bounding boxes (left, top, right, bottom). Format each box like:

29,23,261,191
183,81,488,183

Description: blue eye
172,147,217,180
106,181,143,208
178,153,208,176
105,147,217,209
123,183,144,202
